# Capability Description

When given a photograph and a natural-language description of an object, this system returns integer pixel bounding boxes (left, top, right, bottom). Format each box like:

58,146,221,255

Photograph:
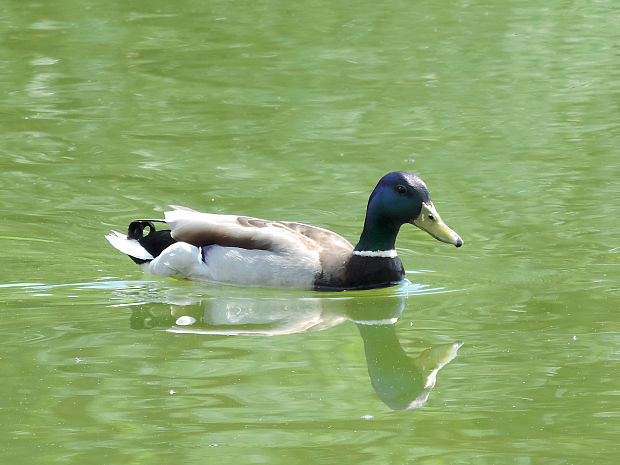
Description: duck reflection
357,324,461,410
128,292,461,410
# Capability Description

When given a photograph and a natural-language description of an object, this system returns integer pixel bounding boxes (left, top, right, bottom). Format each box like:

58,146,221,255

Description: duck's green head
357,171,462,251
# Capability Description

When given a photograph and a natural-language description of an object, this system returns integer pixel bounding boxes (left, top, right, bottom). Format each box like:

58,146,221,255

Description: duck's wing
164,207,354,256
274,219,354,254
277,219,355,284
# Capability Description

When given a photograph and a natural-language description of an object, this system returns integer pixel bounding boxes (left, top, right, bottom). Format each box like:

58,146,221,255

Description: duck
105,171,463,290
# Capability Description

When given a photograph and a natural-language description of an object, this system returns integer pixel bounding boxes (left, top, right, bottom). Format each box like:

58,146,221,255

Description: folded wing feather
164,207,354,256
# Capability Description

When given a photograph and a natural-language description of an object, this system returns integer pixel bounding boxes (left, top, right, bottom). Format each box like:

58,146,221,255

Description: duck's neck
354,213,402,252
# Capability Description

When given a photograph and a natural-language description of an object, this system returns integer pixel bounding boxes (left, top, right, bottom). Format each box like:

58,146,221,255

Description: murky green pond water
1,1,619,463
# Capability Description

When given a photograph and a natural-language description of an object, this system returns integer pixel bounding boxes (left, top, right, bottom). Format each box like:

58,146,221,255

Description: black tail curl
127,220,177,264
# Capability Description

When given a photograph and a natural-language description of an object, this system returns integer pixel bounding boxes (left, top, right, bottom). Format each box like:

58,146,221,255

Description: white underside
139,242,320,288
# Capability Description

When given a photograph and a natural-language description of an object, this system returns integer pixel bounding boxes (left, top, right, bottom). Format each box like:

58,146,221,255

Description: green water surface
1,1,619,464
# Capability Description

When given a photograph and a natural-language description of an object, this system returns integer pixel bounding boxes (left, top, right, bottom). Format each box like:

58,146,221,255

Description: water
1,1,619,463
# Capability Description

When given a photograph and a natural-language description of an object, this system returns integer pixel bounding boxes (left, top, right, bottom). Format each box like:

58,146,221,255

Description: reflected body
107,172,462,290
128,291,461,410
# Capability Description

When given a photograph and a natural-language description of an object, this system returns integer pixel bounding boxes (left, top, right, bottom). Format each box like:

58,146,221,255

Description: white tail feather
105,231,154,260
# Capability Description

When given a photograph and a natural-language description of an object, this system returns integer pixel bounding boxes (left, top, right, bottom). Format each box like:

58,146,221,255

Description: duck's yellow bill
411,202,463,247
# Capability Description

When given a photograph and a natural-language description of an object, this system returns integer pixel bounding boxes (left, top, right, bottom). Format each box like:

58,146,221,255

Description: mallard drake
105,171,462,290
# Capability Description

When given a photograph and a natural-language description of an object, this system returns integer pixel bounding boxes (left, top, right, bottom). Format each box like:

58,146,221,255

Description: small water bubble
175,316,196,326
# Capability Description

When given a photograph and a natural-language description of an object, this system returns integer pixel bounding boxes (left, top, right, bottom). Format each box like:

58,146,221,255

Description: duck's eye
395,184,407,194
428,214,435,221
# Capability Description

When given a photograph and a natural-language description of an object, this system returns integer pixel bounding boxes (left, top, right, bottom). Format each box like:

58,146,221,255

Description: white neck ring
353,249,398,258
